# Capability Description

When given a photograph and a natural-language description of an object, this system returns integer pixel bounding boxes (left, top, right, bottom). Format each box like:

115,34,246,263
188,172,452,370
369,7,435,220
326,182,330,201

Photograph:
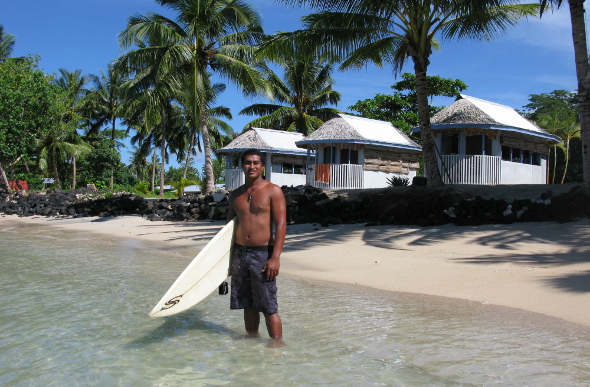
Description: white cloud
502,3,577,53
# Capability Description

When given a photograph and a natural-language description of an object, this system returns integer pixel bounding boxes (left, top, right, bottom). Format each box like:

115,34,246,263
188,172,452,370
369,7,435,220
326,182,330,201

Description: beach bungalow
295,114,422,189
216,128,314,190
413,95,561,185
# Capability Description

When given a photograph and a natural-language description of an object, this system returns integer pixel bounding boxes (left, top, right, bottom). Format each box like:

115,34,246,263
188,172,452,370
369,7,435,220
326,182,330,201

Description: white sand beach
3,214,590,327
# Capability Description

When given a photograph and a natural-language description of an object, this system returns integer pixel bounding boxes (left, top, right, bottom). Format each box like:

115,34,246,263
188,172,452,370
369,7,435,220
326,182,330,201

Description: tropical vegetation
538,0,590,188
523,89,582,183
0,0,586,197
241,48,341,135
115,0,268,193
0,56,66,192
264,0,540,188
0,25,16,61
349,73,467,135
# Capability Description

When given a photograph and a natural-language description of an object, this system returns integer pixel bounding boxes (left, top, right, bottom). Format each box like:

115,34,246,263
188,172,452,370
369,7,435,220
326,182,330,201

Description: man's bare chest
235,194,270,216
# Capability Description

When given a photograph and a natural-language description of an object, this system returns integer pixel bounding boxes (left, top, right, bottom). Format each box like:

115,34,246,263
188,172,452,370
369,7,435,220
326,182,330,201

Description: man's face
242,154,264,178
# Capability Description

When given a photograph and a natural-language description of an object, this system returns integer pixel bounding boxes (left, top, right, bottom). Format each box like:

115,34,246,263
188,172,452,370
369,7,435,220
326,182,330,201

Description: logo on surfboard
161,295,183,310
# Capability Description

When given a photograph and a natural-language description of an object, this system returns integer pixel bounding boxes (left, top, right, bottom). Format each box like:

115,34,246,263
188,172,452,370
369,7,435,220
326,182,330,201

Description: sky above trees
3,0,581,168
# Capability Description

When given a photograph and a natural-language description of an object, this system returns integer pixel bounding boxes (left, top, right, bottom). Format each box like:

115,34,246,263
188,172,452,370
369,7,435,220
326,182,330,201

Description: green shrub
15,173,44,190
387,176,410,187
132,181,151,195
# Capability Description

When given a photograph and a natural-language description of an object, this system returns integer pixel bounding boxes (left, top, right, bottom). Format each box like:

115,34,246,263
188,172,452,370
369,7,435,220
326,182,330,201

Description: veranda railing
438,155,501,185
306,164,364,189
224,169,244,190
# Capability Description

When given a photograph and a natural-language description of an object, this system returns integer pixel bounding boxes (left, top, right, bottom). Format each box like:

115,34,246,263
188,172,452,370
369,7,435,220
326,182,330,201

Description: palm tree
267,0,539,188
83,65,128,189
119,61,184,195
176,80,234,180
169,177,198,196
116,0,268,193
129,120,163,193
129,147,148,183
539,0,590,188
538,111,580,183
537,112,564,183
241,49,341,135
0,25,16,61
557,118,581,183
84,65,127,141
53,68,92,189
34,129,92,191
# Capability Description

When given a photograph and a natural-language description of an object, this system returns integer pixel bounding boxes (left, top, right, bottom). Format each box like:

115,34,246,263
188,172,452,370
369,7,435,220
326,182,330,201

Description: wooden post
265,152,272,182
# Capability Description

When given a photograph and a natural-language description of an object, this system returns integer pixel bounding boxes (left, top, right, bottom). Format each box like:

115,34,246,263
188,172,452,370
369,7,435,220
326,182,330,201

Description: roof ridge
460,94,514,110
252,127,304,137
339,113,392,125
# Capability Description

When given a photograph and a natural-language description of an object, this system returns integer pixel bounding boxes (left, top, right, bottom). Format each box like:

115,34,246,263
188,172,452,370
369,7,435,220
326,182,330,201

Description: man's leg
244,307,260,335
263,312,282,339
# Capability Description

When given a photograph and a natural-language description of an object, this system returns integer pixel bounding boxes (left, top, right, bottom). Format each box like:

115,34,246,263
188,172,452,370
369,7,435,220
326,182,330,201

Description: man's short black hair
241,149,265,165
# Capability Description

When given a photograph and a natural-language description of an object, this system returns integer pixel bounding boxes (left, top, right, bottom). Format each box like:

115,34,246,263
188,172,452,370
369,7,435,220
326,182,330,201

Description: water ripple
1,225,590,386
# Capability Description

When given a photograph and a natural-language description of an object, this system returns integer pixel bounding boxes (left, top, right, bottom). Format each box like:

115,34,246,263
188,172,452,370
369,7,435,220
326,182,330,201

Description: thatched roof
216,128,308,155
304,116,365,141
426,95,560,142
297,114,421,151
431,98,496,124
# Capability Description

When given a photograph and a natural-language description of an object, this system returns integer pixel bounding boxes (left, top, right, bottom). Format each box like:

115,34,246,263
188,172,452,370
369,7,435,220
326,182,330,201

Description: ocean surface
2,219,590,386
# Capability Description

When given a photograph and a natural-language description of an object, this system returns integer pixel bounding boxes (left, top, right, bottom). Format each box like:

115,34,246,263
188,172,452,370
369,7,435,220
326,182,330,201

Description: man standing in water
227,149,285,339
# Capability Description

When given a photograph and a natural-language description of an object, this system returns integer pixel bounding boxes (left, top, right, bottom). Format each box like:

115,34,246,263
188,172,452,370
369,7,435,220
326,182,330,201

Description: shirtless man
227,149,286,339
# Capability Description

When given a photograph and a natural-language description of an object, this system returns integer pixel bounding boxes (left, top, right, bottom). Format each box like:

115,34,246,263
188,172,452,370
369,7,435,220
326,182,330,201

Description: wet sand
3,214,590,327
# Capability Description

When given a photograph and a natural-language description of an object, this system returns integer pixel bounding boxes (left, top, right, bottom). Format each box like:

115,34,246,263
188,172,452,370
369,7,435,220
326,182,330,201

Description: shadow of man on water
126,310,241,348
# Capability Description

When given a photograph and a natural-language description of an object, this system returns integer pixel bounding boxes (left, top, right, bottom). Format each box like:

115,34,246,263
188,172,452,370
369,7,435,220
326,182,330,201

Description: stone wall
1,184,589,226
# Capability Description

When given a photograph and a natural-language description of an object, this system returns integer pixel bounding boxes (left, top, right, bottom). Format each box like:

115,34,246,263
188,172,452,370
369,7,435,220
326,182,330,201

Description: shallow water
1,220,590,386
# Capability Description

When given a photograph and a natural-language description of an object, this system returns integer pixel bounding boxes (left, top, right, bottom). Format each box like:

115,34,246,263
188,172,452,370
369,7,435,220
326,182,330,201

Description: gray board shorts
230,244,278,314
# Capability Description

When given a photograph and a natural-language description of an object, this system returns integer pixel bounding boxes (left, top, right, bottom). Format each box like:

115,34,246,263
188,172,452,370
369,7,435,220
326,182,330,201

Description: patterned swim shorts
230,244,278,314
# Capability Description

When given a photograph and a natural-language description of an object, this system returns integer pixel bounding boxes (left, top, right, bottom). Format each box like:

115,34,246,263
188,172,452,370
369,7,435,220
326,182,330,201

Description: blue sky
3,0,582,169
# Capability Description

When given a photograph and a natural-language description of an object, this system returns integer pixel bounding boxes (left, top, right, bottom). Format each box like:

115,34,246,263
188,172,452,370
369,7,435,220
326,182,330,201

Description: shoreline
3,214,590,328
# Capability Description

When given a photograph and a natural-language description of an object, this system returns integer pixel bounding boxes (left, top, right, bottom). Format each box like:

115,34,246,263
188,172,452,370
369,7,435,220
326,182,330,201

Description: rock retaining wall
1,184,589,226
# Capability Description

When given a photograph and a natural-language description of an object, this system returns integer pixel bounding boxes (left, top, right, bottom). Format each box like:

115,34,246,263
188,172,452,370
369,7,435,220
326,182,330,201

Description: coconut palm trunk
200,110,216,193
413,58,444,188
160,106,167,196
151,148,157,192
71,155,77,190
552,145,558,184
109,118,116,190
568,0,590,187
0,162,11,192
52,151,62,190
561,138,572,183
183,129,196,180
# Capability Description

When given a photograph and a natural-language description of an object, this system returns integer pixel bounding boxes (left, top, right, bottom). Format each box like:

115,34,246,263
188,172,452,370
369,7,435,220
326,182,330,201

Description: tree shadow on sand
283,221,590,294
545,271,590,293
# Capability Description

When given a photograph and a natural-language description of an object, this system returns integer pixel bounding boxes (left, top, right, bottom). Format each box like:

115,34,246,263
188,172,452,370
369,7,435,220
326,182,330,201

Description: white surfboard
148,218,237,318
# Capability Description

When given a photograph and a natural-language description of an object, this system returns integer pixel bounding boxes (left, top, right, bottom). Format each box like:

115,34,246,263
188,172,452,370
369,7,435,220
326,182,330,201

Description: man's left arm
264,185,286,281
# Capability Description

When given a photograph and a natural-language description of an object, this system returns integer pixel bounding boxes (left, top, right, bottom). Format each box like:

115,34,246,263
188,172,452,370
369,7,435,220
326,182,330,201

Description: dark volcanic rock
1,184,589,226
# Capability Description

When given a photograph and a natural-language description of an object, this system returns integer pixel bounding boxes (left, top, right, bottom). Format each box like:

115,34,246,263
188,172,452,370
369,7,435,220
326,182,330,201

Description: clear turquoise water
1,220,590,386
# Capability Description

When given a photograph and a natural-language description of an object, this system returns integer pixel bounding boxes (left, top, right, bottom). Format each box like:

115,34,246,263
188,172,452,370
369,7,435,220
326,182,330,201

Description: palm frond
442,4,541,41
243,106,299,130
239,103,283,116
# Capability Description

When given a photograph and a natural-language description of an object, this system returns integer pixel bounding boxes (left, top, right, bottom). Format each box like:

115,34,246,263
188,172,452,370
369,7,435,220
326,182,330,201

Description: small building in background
412,95,561,185
216,128,314,190
296,114,422,189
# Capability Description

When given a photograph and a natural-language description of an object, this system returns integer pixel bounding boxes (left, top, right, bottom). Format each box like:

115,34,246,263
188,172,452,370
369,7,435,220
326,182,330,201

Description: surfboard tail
147,218,237,318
